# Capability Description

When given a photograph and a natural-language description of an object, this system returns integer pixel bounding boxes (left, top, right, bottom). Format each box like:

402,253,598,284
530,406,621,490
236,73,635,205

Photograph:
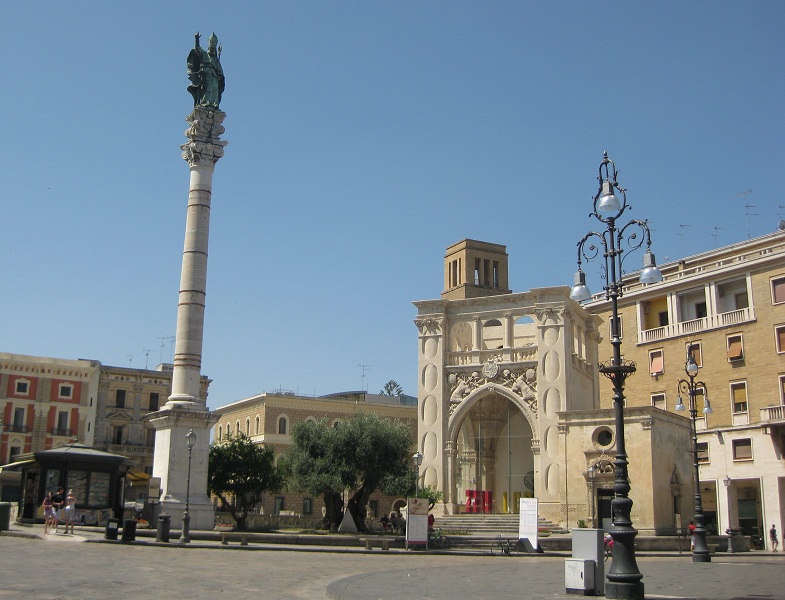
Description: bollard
156,513,171,543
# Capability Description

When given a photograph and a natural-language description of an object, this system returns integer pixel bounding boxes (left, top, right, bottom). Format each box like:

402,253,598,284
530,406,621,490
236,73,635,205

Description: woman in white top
63,490,76,534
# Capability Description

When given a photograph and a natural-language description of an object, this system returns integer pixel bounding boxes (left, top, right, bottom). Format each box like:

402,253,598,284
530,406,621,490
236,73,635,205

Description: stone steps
436,513,568,536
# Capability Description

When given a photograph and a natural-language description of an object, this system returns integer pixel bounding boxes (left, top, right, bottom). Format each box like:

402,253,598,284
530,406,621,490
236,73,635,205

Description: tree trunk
347,486,373,533
320,491,343,531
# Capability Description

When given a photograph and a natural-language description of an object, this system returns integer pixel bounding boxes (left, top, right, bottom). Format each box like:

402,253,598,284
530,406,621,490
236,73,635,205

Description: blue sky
2,2,783,410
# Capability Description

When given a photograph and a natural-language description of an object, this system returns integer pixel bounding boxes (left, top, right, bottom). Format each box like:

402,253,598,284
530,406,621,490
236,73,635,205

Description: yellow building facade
585,230,785,547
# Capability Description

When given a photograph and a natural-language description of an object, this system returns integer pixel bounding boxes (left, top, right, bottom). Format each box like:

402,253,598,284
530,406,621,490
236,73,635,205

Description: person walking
42,492,55,534
770,524,779,552
688,520,696,551
52,487,65,533
62,489,77,535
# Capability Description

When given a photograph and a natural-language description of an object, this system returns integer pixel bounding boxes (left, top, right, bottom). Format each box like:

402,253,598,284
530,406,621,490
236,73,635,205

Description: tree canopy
380,380,404,395
284,413,414,532
207,434,286,530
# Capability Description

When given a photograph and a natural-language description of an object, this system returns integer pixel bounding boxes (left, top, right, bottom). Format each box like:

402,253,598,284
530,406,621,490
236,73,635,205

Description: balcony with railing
448,345,537,366
638,307,755,344
50,428,73,437
7,424,29,433
760,404,785,436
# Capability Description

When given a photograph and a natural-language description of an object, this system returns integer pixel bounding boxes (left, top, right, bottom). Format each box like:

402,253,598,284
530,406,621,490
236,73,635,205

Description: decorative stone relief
533,306,564,323
414,317,443,335
446,364,538,417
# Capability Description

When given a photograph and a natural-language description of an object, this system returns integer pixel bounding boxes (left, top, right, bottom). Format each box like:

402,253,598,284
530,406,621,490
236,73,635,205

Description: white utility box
565,559,596,595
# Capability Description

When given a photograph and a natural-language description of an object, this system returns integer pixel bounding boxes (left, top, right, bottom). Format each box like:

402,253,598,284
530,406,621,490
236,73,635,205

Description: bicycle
429,528,451,550
491,535,518,556
604,535,613,561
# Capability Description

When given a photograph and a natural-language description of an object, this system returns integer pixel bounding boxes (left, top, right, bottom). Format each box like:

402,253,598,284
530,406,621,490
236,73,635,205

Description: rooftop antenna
358,364,371,392
731,189,755,239
157,335,175,363
143,348,153,370
711,226,726,247
677,224,691,257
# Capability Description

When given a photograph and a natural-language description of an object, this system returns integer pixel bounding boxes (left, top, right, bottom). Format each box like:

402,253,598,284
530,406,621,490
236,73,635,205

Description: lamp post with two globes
675,346,713,562
570,152,662,600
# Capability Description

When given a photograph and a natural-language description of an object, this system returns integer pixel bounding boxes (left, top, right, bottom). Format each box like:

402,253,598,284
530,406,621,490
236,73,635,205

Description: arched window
246,418,251,436
278,416,288,435
226,423,231,437
255,416,260,435
235,421,241,437
218,425,222,441
332,419,342,428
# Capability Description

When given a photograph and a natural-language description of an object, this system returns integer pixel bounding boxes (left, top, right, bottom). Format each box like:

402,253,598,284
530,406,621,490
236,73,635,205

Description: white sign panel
147,477,161,505
406,497,429,546
519,497,538,548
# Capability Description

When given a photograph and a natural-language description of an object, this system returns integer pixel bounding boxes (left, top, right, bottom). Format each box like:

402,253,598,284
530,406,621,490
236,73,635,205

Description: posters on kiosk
406,497,429,548
519,497,538,548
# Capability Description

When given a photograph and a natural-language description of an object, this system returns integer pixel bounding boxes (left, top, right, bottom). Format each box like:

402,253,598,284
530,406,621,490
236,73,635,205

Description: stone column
150,107,225,531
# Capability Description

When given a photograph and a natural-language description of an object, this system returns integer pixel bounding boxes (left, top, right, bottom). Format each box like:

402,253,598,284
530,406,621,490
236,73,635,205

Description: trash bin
121,519,137,542
0,502,11,531
156,513,171,543
105,518,120,540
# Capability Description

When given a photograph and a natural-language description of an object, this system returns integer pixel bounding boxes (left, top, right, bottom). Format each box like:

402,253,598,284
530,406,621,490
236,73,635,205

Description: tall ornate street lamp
570,152,662,600
675,348,713,562
180,428,197,544
413,451,423,498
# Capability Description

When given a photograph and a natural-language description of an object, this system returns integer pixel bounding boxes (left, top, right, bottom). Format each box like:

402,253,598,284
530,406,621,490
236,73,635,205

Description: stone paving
0,525,783,600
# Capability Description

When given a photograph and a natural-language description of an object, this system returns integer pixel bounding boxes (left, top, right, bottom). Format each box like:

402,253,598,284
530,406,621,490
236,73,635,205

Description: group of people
380,511,407,533
41,487,76,534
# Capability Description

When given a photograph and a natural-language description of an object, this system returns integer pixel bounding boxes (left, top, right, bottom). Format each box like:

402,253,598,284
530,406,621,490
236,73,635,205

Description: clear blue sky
2,2,783,410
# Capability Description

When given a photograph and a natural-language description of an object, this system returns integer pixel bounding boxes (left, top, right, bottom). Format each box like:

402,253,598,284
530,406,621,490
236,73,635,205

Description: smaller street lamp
587,465,597,529
412,451,423,498
675,348,713,562
180,429,197,544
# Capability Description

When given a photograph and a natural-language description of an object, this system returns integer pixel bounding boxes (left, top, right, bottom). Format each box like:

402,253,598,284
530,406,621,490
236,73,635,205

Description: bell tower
442,239,511,300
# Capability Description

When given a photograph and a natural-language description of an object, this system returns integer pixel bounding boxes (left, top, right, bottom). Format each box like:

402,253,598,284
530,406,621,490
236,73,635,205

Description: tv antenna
731,189,756,239
711,226,726,247
157,336,176,363
358,364,371,392
143,348,153,370
127,354,134,367
677,224,691,257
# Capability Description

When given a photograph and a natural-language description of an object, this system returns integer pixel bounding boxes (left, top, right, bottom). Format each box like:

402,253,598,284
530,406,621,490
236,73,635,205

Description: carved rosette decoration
414,317,443,335
447,363,537,417
181,106,228,168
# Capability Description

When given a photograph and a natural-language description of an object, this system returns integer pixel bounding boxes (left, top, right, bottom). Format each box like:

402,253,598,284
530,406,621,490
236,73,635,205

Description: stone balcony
448,345,537,367
637,307,755,344
760,404,785,435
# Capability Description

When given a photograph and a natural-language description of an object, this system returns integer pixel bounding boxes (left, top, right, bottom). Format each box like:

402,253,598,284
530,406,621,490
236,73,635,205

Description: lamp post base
692,551,711,563
605,581,645,600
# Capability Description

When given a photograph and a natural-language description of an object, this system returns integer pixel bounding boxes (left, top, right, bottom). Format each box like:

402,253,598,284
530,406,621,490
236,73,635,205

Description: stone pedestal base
148,404,220,532
160,493,216,532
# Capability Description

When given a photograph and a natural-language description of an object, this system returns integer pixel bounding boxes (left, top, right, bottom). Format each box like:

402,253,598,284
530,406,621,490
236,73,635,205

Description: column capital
181,107,228,168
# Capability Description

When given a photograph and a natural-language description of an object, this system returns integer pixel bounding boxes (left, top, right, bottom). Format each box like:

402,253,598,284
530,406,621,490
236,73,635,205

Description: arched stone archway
445,384,537,514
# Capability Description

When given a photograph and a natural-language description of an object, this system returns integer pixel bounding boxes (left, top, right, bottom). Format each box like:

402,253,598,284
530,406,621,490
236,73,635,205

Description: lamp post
675,349,713,562
570,152,662,600
723,476,734,553
413,451,423,498
180,429,196,543
587,465,597,529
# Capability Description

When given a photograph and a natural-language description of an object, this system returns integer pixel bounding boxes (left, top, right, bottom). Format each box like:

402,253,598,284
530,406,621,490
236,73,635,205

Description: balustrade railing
638,307,755,344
